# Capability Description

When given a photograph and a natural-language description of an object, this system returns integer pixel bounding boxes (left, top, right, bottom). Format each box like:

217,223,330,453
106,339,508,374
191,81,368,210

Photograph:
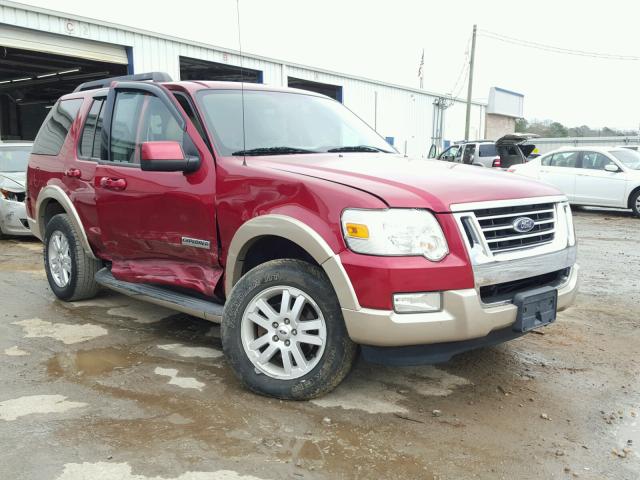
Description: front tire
630,190,640,218
43,214,101,301
222,259,357,400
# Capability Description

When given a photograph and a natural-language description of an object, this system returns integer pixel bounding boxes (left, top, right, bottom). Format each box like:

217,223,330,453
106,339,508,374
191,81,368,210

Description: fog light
393,292,442,313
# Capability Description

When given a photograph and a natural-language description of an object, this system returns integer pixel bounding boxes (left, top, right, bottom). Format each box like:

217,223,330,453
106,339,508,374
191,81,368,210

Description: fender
33,185,98,260
225,214,360,311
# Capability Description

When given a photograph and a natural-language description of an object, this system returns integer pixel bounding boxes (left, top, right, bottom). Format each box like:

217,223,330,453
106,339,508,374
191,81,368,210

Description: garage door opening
180,56,263,83
287,77,343,102
0,46,127,141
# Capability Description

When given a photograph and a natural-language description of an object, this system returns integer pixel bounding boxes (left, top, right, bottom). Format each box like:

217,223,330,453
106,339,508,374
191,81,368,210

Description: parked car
27,73,578,399
0,142,33,238
508,146,640,217
436,134,537,168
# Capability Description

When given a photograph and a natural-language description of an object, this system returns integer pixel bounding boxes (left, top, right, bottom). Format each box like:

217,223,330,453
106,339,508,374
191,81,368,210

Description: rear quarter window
32,98,83,156
478,144,498,157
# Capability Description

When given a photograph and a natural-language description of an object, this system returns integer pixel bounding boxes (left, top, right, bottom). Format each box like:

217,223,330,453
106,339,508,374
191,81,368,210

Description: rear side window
32,98,83,156
478,144,498,157
548,151,578,168
79,98,106,159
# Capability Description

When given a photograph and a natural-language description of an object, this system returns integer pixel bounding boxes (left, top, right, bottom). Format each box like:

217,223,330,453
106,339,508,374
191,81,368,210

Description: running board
95,268,224,322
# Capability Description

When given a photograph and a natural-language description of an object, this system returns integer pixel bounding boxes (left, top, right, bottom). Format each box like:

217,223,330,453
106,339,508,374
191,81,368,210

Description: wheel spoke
248,333,271,350
280,289,291,316
257,343,278,364
256,298,279,321
290,295,306,323
298,319,323,332
281,348,293,375
291,343,307,369
247,312,272,331
297,334,323,346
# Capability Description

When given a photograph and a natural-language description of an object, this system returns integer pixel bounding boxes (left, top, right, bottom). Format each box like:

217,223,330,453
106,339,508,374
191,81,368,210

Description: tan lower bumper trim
342,264,580,347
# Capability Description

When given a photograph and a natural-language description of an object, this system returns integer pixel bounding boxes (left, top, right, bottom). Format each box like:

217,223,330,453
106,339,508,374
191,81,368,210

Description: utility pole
464,24,477,140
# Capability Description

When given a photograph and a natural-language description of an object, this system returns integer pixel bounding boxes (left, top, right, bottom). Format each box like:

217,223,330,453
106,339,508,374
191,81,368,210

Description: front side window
110,91,184,163
0,146,31,172
610,149,640,170
581,152,612,170
32,98,83,156
196,89,393,156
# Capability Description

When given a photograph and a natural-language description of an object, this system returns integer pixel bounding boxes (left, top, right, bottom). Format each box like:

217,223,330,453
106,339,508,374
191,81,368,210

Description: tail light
492,157,501,168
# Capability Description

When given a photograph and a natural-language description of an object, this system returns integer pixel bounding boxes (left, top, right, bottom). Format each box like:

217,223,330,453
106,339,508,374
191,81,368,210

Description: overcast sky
20,0,640,130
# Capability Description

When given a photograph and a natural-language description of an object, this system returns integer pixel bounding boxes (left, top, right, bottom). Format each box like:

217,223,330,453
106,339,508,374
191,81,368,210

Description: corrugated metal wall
0,0,485,158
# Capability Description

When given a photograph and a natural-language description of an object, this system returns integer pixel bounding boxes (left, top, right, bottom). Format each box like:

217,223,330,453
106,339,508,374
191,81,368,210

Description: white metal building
0,0,486,157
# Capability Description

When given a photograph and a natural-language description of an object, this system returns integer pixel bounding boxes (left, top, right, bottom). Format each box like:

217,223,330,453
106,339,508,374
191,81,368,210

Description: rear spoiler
73,72,173,93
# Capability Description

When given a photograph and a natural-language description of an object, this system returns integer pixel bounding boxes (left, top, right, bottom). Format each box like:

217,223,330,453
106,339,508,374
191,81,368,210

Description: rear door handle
64,168,81,178
99,177,127,191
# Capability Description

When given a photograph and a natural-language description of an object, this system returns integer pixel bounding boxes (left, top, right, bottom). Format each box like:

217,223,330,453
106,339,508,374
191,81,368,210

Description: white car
0,142,33,238
509,146,640,217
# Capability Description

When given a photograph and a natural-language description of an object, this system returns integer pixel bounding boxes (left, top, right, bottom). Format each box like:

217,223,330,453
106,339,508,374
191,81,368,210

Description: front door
574,151,627,207
95,85,221,297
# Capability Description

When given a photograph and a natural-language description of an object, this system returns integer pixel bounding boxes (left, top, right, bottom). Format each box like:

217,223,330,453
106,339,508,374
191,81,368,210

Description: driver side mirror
140,141,200,173
604,163,620,173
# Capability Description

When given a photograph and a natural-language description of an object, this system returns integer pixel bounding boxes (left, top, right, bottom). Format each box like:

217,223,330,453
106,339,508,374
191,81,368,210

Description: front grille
473,203,556,253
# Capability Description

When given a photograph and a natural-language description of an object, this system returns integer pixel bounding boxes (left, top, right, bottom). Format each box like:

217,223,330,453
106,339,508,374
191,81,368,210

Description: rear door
462,144,476,165
94,82,221,297
574,151,627,207
538,151,579,200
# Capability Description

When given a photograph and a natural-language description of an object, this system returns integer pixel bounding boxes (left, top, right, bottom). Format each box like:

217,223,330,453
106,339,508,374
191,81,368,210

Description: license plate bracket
512,286,558,333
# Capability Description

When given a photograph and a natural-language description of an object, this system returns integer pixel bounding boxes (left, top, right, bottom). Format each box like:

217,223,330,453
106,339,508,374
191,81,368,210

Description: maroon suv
27,73,579,399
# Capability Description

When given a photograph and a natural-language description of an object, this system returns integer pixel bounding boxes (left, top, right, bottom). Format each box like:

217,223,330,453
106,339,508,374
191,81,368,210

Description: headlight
0,189,23,202
562,202,576,246
341,208,449,261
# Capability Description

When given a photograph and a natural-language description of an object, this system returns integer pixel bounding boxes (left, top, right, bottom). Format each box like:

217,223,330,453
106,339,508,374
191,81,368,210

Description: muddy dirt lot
0,208,638,480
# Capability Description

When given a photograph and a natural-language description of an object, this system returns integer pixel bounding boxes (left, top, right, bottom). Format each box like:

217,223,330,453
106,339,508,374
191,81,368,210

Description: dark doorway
287,77,343,102
180,56,262,83
0,46,127,140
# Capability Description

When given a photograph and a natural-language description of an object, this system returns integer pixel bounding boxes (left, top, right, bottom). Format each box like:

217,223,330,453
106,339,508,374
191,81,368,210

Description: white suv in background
436,134,537,168
509,146,640,217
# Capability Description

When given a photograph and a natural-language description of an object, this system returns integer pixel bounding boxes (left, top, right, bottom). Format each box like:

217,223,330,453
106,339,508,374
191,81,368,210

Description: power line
479,29,640,61
448,35,471,99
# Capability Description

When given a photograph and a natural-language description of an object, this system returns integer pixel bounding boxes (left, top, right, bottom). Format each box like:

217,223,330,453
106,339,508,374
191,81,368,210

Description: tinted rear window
32,98,83,156
478,144,498,157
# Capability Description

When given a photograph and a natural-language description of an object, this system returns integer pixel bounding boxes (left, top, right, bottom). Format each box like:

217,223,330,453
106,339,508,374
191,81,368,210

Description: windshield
478,144,498,157
196,89,394,156
0,146,31,172
610,149,640,170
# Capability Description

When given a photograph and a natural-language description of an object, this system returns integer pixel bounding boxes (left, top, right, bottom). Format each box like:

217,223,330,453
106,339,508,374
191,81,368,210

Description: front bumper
0,199,32,236
342,261,579,347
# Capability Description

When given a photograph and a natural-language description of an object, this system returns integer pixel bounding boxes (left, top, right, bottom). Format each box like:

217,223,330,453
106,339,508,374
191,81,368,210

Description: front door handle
99,177,127,191
64,168,81,178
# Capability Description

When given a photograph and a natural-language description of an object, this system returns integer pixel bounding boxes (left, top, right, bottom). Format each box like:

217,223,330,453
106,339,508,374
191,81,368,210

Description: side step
95,268,224,323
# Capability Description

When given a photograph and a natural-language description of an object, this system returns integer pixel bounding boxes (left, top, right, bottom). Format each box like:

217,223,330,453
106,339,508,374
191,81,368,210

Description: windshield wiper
326,145,392,153
232,146,317,156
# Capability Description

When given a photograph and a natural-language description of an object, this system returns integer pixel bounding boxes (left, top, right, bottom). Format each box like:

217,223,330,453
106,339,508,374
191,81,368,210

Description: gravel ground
0,207,638,480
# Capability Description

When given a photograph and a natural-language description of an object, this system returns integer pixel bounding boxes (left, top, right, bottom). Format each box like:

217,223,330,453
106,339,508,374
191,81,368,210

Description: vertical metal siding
0,2,487,157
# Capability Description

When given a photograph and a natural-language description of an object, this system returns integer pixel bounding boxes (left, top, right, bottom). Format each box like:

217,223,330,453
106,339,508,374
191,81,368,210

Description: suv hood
0,171,26,192
263,153,562,212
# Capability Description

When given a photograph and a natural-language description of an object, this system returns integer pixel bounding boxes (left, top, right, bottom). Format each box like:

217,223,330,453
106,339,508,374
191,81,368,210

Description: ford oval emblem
512,216,535,233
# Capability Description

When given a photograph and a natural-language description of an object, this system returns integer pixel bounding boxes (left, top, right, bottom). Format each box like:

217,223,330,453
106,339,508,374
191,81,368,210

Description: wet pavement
0,208,638,479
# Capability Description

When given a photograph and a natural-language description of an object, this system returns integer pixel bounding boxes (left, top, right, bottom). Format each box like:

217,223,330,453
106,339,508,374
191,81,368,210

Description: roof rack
73,72,173,93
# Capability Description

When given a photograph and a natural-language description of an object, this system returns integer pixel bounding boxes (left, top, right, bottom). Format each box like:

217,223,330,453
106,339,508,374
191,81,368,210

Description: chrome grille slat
471,202,557,254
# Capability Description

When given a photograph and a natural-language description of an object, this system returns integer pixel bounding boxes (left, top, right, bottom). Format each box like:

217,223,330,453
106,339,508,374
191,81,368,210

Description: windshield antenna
236,0,247,166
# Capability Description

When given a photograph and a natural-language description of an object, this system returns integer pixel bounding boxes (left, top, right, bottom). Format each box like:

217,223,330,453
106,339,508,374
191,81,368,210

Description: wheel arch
35,185,98,260
627,185,640,210
224,214,359,310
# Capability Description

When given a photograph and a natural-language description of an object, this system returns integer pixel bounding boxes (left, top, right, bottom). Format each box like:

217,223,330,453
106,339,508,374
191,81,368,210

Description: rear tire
43,213,101,301
630,190,640,218
222,259,357,400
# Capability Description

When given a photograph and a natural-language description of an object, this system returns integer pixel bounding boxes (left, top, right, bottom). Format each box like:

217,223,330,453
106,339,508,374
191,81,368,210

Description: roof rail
73,72,173,93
